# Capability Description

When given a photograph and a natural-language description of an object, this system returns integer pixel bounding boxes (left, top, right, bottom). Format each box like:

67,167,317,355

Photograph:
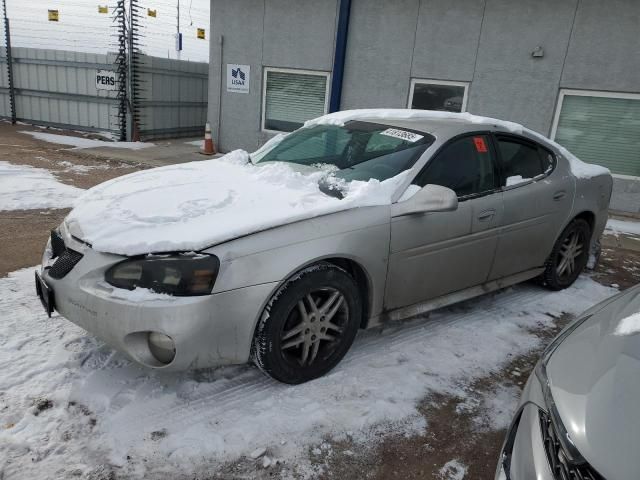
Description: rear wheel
252,263,361,384
541,219,591,290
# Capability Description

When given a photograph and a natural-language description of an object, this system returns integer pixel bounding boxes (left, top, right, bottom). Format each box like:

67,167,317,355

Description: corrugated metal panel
137,54,208,140
1,47,207,138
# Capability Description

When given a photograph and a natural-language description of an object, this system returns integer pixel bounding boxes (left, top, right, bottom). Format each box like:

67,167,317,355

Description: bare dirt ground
0,122,143,277
1,121,639,479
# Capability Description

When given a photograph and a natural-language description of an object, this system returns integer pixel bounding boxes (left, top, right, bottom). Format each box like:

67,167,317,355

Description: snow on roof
305,109,611,179
304,108,523,132
614,312,640,336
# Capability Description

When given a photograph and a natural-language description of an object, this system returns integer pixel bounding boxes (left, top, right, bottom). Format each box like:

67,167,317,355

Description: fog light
148,332,176,365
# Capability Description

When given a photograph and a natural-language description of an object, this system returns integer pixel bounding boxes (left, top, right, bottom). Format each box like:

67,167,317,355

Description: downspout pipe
329,0,351,113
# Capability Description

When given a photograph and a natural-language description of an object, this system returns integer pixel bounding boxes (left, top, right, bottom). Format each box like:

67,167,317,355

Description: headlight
105,253,220,296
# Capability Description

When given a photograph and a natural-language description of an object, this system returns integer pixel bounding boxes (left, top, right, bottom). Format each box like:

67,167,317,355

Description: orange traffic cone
201,122,216,155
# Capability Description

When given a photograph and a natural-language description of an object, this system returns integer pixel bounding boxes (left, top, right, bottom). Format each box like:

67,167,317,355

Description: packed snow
614,312,640,336
438,459,468,480
65,150,408,255
305,109,611,180
0,161,83,211
0,267,616,478
21,131,153,151
606,218,640,237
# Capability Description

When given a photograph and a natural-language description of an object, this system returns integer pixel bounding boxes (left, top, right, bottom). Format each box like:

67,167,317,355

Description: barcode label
379,128,423,143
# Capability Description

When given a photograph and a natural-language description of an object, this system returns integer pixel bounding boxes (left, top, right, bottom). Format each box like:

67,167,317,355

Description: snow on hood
65,150,406,256
305,109,611,179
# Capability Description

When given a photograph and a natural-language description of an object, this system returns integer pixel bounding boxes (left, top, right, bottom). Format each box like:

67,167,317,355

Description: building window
408,79,469,112
551,90,640,177
262,68,330,132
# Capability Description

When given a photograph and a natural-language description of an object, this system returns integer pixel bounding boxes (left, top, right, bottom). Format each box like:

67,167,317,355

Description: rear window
496,136,554,186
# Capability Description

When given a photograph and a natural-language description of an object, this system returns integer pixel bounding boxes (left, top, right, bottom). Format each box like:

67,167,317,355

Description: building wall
208,0,338,152
208,0,640,213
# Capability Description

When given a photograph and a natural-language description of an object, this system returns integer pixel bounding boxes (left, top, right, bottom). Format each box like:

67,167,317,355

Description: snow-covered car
496,283,640,480
35,109,612,384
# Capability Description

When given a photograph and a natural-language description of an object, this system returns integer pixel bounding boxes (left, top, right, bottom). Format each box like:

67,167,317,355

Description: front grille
539,411,604,480
46,230,83,279
50,229,66,258
48,249,83,279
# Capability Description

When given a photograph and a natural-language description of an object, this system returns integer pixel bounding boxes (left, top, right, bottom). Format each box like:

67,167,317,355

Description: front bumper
39,230,277,370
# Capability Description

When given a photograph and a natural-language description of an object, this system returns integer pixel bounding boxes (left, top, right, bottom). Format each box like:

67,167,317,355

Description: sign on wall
197,28,206,40
226,64,250,94
95,70,117,91
48,9,59,21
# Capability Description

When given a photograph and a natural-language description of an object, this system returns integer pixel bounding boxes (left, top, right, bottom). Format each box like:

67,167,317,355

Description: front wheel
252,263,362,384
541,219,591,290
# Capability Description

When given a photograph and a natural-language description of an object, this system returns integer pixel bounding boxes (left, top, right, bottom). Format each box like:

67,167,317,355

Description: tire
540,219,591,291
252,262,361,384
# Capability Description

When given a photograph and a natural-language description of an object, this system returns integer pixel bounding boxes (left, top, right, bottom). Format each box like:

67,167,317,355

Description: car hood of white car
546,285,640,479
65,150,405,256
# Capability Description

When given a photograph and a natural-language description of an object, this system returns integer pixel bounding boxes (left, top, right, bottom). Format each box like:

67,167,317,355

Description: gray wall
209,0,640,142
208,0,338,152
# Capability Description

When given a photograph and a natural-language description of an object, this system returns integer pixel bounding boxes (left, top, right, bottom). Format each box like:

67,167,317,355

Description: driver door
384,133,504,311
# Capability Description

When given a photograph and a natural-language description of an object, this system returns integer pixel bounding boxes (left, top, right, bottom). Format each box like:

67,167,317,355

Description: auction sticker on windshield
379,128,423,143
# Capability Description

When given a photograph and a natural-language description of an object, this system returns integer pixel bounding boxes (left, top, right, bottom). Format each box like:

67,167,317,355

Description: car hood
546,285,640,479
65,150,405,256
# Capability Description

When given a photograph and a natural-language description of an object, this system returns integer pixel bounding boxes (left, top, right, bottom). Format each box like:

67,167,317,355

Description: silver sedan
35,111,612,384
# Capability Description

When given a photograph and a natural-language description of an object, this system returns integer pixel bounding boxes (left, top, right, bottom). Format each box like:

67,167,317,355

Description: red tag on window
473,136,488,153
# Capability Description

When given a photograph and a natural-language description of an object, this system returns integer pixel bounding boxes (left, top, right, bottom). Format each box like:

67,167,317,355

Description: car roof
351,116,516,138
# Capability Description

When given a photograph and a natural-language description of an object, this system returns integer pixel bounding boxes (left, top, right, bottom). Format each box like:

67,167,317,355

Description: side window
496,137,548,186
414,135,497,198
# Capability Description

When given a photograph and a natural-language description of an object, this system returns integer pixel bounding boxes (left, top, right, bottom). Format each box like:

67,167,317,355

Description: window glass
254,121,433,184
496,138,545,186
554,94,640,176
264,70,328,132
411,82,466,112
415,135,496,197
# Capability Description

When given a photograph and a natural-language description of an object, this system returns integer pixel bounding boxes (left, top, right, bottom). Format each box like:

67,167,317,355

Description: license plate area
35,271,55,317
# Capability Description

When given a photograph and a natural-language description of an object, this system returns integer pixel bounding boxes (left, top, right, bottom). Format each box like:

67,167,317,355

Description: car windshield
252,121,433,184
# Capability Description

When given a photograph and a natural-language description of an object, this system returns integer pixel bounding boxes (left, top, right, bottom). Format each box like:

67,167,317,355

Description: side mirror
392,184,458,217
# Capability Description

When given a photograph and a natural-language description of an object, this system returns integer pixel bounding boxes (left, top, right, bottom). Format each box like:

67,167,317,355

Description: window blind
555,95,640,177
264,71,328,132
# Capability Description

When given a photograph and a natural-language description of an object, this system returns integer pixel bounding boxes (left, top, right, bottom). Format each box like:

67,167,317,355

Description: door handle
553,191,566,201
477,209,495,221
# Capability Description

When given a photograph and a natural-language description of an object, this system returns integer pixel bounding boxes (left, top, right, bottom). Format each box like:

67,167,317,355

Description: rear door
385,133,504,310
487,134,575,280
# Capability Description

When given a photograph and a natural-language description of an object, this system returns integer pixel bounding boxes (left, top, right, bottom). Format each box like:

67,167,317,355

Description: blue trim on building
329,0,351,113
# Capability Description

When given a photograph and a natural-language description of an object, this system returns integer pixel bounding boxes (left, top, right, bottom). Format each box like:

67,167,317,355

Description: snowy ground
0,161,83,211
0,267,616,479
21,132,153,151
606,218,640,237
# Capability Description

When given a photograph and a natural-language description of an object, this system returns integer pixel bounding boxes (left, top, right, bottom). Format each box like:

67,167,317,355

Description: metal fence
0,47,208,140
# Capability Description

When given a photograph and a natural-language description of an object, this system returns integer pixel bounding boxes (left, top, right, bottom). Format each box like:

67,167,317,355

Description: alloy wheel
556,229,585,279
280,288,349,367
